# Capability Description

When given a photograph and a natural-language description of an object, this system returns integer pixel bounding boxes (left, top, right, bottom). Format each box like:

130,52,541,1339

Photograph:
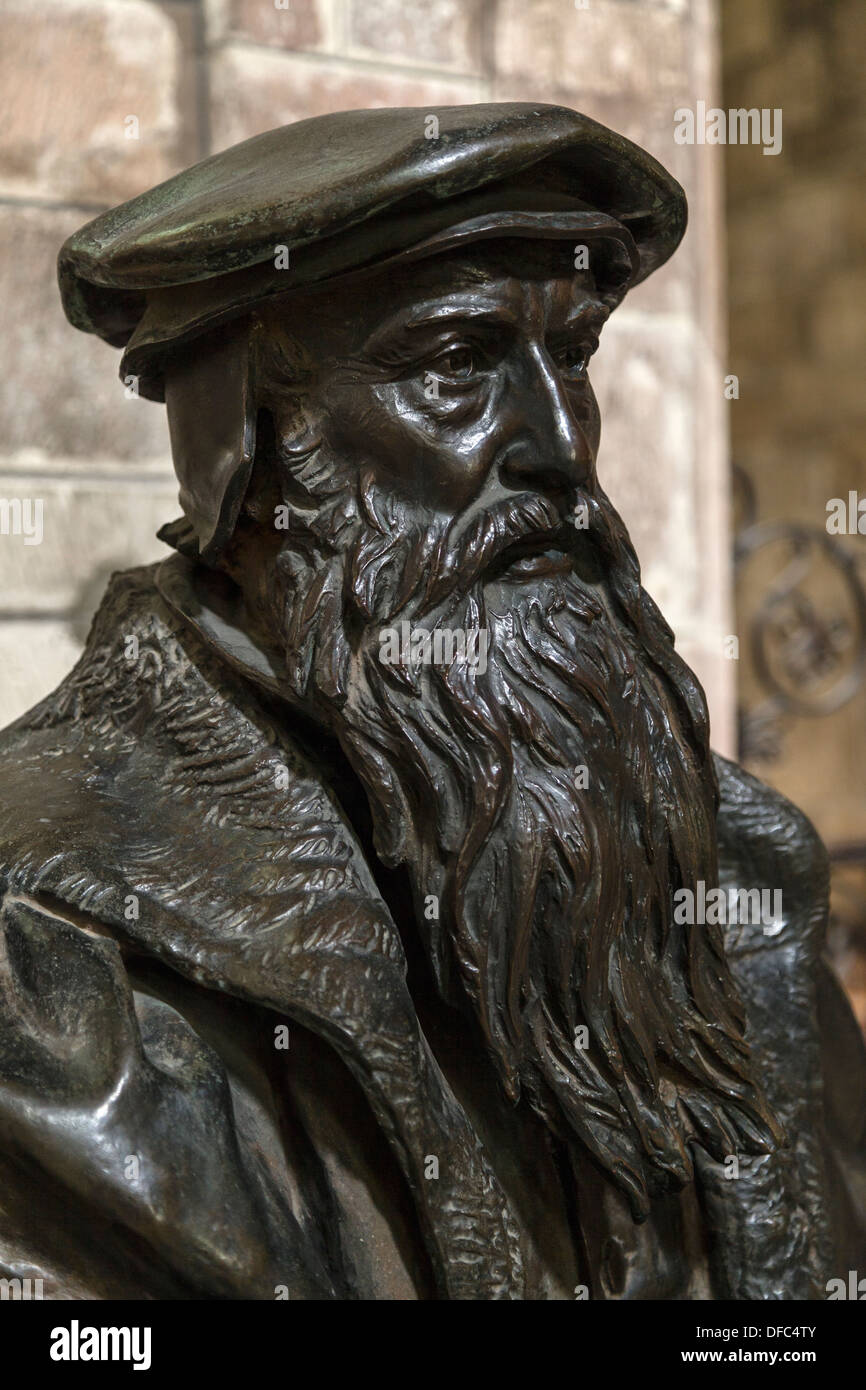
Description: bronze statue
0,104,863,1300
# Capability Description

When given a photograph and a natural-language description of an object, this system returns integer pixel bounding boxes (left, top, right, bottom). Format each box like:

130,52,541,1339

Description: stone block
0,619,84,729
493,0,688,100
0,0,182,204
0,203,172,463
345,0,485,74
205,0,336,52
209,45,483,151
0,472,178,612
591,311,701,631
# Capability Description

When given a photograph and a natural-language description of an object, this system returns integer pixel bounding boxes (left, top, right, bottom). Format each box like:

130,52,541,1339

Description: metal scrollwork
734,465,866,762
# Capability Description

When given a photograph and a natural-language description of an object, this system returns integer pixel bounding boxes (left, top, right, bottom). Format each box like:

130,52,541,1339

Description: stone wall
0,0,734,750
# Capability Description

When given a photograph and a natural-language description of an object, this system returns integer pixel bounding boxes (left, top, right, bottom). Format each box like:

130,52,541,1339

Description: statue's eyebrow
401,297,610,336
555,299,611,333
361,295,609,356
400,303,522,332
359,302,520,358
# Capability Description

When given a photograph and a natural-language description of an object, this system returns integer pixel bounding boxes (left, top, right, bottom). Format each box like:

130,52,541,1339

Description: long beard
260,450,779,1218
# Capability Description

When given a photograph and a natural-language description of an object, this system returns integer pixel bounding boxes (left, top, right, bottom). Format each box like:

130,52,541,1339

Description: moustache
410,489,606,620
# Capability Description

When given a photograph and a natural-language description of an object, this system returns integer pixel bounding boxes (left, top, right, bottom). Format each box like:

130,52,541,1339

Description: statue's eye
556,345,590,379
434,344,476,380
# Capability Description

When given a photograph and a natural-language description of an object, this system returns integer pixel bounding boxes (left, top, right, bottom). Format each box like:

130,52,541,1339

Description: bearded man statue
0,104,863,1301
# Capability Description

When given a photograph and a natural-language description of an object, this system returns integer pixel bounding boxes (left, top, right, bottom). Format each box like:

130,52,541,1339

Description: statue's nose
498,345,595,495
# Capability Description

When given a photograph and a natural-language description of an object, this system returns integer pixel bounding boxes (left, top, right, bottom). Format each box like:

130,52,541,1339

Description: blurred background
0,0,863,1018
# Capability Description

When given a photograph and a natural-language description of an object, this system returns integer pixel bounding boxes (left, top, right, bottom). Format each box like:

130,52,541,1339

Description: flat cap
58,103,686,401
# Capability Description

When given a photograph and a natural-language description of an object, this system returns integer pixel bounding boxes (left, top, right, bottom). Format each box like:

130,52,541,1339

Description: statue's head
59,104,779,1216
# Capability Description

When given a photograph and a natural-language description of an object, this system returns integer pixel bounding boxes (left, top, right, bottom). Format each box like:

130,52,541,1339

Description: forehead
259,239,606,347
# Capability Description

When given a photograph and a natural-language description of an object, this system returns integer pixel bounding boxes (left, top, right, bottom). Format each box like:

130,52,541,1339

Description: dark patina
0,105,863,1300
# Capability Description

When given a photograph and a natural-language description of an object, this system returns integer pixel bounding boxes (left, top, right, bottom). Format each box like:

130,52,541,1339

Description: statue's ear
163,318,256,564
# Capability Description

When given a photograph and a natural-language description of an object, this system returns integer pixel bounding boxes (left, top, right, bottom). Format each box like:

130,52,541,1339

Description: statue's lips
491,533,574,579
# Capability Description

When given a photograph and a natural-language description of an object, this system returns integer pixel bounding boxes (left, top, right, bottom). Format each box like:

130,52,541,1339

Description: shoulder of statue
713,750,829,968
0,581,527,1297
709,753,866,1290
0,563,401,990
711,752,829,1123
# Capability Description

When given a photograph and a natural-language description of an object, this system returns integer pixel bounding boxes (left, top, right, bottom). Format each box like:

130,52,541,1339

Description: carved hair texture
221,357,782,1219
